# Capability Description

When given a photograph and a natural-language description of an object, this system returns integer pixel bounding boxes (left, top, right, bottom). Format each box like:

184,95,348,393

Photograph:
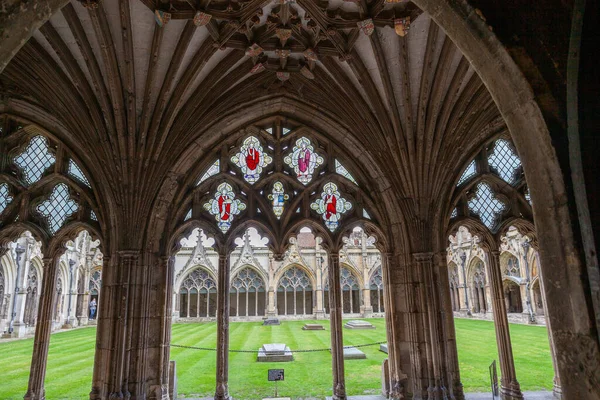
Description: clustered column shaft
215,254,231,400
24,257,57,400
328,253,346,400
488,251,523,399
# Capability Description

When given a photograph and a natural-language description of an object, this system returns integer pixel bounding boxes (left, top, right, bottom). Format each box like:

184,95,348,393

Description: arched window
230,268,266,317
277,266,312,316
179,269,217,318
24,267,39,325
369,267,384,313
503,255,520,277
340,267,360,314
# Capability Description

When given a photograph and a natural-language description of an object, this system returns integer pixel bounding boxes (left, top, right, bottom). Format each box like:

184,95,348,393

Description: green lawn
0,318,554,399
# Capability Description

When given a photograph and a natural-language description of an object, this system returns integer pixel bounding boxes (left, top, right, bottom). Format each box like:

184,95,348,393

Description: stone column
382,253,407,399
24,257,57,400
328,253,346,400
215,253,231,400
488,251,523,399
11,243,30,338
266,254,276,318
315,252,325,318
78,256,92,326
436,252,464,400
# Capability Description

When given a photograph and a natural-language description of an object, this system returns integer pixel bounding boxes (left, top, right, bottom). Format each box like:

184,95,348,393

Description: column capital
412,252,434,262
117,250,140,260
41,257,53,269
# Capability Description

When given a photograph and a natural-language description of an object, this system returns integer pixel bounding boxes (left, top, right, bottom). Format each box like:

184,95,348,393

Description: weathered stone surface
302,324,325,330
342,346,367,360
263,318,280,326
379,343,388,354
344,320,375,329
257,343,293,362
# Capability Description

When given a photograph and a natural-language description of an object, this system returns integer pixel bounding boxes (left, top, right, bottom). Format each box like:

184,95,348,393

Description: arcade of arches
0,0,598,400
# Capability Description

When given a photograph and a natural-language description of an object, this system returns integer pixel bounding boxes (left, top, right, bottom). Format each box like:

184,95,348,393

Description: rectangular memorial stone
257,343,294,362
344,320,376,329
343,346,367,360
263,318,280,326
379,343,388,354
302,324,325,330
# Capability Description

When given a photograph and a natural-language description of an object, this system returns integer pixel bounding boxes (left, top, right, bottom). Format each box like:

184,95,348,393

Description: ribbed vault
0,0,505,253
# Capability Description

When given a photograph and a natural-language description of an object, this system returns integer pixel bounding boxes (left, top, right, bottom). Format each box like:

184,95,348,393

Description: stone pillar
78,256,92,326
11,244,30,338
415,252,448,399
315,252,325,318
382,253,407,399
328,253,346,400
436,252,464,400
488,251,523,400
215,253,231,400
362,287,372,317
266,254,276,318
24,257,57,400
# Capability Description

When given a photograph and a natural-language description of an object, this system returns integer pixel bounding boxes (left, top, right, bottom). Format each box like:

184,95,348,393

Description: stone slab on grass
344,320,376,329
257,343,293,362
343,346,367,360
263,318,280,326
302,324,325,330
379,343,388,354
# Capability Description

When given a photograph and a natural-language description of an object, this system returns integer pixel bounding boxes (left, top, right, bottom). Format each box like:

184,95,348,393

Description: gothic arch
174,265,218,294
273,263,316,290
229,264,267,291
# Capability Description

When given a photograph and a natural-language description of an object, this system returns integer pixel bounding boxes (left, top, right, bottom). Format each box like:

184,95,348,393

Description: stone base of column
451,380,465,400
7,321,29,338
24,389,44,400
552,378,562,399
148,384,169,400
315,310,325,319
78,316,89,326
500,383,523,400
361,306,373,318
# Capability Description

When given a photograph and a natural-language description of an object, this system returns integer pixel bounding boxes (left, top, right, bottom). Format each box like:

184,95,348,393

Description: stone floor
184,391,555,399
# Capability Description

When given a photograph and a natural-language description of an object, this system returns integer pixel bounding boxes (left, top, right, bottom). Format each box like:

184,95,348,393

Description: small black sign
268,369,285,381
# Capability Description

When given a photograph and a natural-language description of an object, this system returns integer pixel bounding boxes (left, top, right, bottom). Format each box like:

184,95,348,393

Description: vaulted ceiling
0,0,506,250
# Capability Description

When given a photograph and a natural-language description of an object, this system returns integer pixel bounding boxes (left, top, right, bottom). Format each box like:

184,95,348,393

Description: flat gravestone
257,343,293,362
263,318,280,326
343,346,367,360
302,324,325,330
344,320,376,329
379,343,388,354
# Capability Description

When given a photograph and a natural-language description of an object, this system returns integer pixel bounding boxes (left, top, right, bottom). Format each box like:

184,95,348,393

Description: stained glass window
14,135,55,185
284,137,324,185
36,183,78,234
68,159,91,188
0,183,13,215
488,139,521,184
457,160,476,186
203,182,246,233
265,128,273,135
90,210,98,221
335,160,358,185
198,160,220,185
525,186,532,205
267,181,289,219
451,208,458,218
363,209,371,219
468,182,506,229
310,182,352,232
184,209,192,221
282,127,291,135
231,136,272,184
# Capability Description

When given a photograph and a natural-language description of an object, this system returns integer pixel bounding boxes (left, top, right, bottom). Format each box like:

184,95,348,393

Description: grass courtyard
0,318,553,399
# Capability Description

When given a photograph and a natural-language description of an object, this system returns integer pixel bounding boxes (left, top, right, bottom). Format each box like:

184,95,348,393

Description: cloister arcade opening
447,135,558,395
1,0,598,399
